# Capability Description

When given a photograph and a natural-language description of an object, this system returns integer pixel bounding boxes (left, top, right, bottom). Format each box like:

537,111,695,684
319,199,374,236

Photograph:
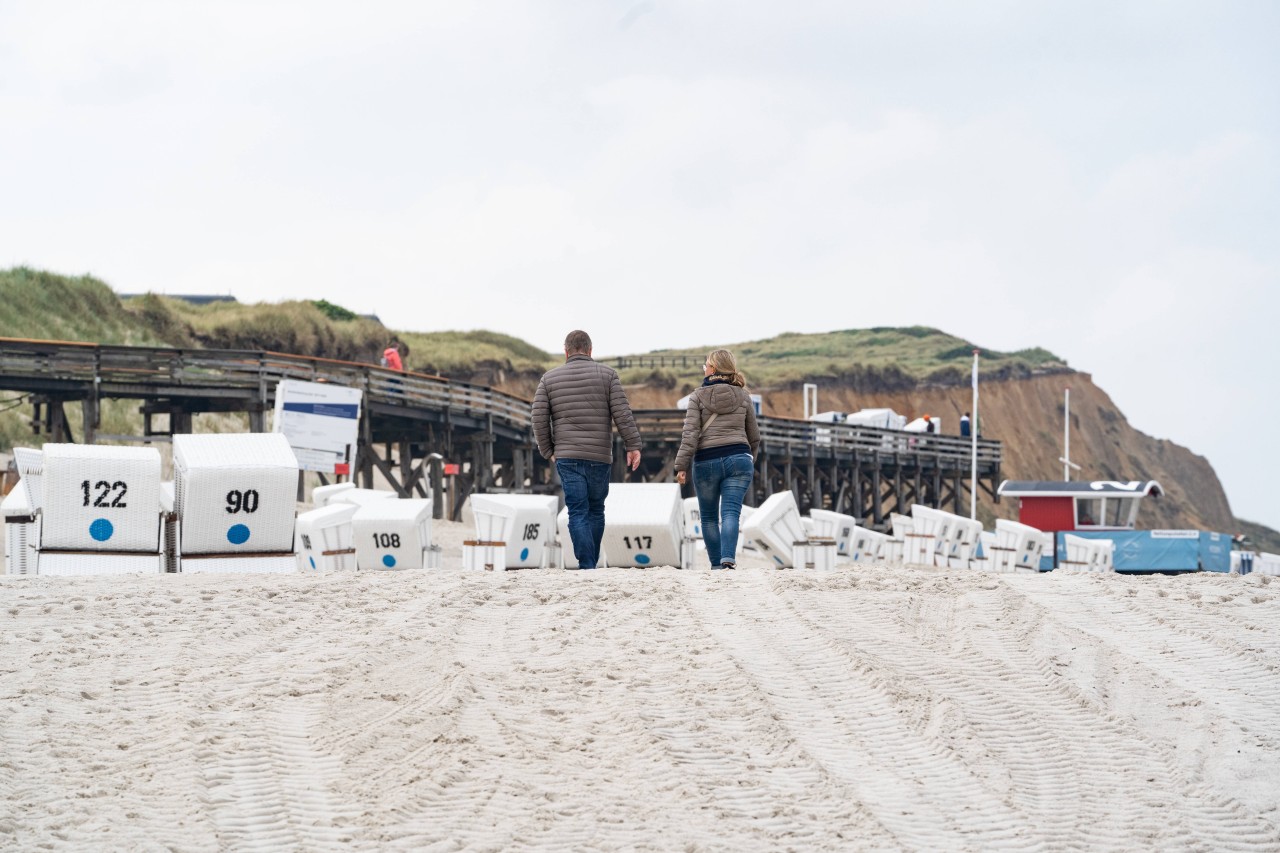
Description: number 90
225,489,260,514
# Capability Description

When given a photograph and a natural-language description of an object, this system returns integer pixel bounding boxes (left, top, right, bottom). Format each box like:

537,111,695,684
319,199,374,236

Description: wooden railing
607,355,698,370
0,337,1001,466
0,337,533,431
633,410,1001,466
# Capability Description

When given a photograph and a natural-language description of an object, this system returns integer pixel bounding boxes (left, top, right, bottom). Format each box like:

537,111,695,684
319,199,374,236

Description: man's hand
675,470,686,485
626,449,641,472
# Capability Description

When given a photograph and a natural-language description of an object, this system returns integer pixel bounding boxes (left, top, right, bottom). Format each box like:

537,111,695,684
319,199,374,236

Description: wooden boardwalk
0,337,1000,525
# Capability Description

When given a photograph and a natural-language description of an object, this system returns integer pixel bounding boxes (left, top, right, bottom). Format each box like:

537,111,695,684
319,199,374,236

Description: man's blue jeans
556,458,612,569
693,453,754,567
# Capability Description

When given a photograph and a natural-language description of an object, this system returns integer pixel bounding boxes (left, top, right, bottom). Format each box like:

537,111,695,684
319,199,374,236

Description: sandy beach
3,519,1280,850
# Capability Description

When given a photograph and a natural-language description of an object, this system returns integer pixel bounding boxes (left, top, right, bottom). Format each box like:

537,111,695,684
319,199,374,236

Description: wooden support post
81,397,97,445
871,453,883,527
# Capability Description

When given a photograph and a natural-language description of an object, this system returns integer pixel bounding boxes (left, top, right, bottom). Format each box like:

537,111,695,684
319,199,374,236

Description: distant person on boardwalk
381,341,404,371
673,349,761,570
531,330,642,570
960,412,971,438
924,414,935,434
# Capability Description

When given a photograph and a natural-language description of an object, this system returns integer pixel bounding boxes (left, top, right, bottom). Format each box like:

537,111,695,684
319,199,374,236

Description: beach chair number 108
225,489,260,513
81,480,128,508
372,533,401,548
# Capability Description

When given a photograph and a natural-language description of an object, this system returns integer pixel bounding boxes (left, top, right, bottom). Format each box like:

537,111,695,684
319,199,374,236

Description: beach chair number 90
225,489,260,514
81,480,128,508
373,533,401,548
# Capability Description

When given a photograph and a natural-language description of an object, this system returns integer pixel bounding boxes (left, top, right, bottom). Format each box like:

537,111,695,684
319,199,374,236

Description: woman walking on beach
674,349,760,570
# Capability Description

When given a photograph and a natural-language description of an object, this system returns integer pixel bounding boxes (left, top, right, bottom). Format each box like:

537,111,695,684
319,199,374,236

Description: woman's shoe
721,561,736,570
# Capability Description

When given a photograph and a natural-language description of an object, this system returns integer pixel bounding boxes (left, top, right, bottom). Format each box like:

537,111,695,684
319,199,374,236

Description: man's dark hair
564,330,592,354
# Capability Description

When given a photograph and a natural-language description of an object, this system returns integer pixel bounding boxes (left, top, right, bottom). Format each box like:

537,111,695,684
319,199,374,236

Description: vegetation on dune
0,267,168,346
154,297,389,362
397,330,555,376
613,327,1069,389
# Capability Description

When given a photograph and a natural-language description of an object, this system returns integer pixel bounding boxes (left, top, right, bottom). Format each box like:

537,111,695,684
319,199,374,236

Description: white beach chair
312,482,356,507
949,517,984,569
741,491,806,568
3,449,46,575
329,487,398,508
974,530,997,571
173,433,299,574
888,512,918,566
468,494,561,569
809,509,858,559
1231,551,1257,575
295,503,359,572
2,481,36,575
992,519,1046,573
792,538,839,570
1257,553,1280,576
1061,534,1096,572
907,505,950,567
1092,538,1116,573
598,483,690,569
18,445,166,576
849,525,888,564
683,496,703,539
352,498,439,570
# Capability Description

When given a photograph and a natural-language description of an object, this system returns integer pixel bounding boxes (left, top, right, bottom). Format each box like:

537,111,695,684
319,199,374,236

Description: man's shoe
721,561,736,570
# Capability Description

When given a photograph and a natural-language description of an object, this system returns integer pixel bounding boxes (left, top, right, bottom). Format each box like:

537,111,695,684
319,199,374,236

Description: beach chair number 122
82,480,128,507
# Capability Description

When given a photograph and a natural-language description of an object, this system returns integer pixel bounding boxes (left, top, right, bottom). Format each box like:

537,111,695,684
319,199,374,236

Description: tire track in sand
681,569,1031,851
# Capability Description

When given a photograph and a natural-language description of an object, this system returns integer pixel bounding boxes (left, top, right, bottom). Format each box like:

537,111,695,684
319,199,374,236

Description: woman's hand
675,470,687,485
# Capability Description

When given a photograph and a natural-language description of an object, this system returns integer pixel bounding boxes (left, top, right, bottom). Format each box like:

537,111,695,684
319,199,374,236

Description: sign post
970,349,979,519
272,380,363,476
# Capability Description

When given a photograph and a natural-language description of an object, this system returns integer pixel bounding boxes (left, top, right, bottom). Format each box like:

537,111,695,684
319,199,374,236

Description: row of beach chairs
1,437,443,576
3,436,1111,575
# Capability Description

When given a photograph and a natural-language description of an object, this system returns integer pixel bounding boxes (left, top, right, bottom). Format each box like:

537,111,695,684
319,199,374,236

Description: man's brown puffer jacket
531,355,641,464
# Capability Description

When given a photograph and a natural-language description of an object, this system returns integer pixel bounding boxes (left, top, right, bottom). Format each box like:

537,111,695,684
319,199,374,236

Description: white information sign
272,380,362,474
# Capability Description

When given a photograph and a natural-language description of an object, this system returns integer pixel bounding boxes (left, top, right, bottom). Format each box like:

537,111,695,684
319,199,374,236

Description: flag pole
970,348,979,520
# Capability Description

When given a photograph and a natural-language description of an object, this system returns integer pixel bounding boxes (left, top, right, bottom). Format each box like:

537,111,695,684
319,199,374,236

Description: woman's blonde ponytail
707,349,746,388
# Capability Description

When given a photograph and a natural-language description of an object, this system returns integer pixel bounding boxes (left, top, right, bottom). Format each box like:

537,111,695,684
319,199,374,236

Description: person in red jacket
381,341,404,371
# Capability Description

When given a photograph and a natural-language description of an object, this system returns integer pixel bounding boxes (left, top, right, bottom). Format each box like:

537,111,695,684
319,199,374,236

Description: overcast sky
1,1,1276,528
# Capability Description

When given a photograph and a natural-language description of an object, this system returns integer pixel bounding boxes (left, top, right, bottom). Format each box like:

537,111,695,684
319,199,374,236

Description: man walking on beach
531,330,641,569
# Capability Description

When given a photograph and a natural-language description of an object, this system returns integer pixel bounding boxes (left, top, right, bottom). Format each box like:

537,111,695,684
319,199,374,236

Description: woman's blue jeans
556,458,611,569
693,453,754,567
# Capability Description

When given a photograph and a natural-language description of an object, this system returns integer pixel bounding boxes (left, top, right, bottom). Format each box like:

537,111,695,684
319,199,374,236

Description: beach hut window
1106,498,1133,528
1076,497,1103,527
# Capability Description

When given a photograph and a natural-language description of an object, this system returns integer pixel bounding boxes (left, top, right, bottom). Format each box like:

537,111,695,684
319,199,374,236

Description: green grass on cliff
0,268,555,372
611,327,1067,388
0,268,168,346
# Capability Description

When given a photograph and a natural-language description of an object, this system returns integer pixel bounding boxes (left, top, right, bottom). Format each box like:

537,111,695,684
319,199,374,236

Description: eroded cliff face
617,373,1236,534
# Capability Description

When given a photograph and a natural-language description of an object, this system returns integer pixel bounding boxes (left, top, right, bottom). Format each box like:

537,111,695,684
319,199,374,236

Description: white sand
3,519,1280,850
